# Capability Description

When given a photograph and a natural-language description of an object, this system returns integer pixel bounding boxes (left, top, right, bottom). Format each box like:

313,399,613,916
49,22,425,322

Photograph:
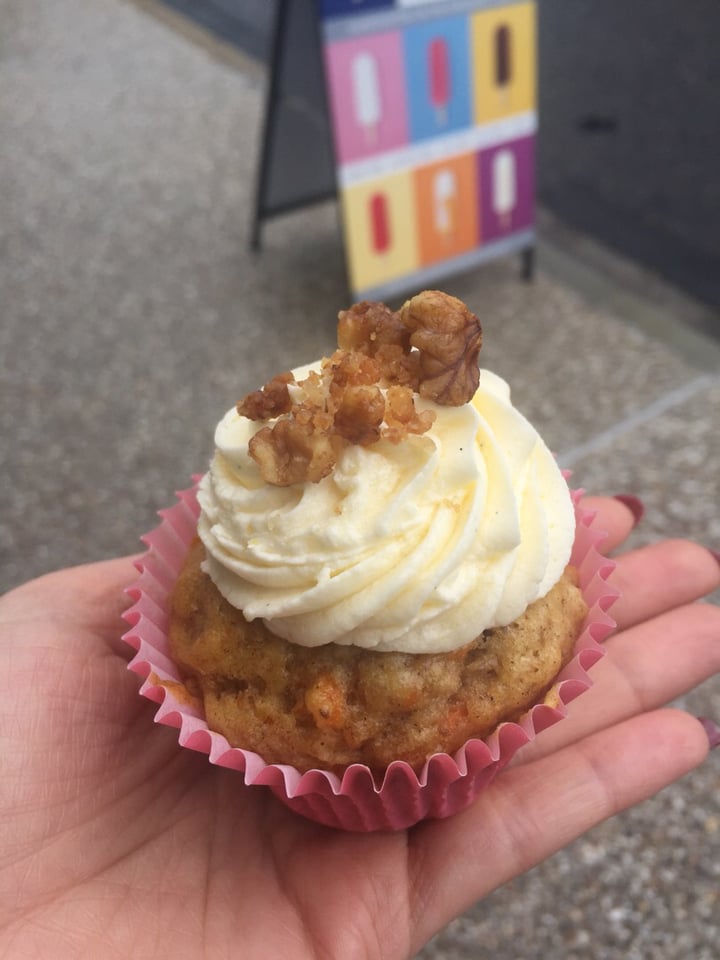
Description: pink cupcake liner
122,481,619,832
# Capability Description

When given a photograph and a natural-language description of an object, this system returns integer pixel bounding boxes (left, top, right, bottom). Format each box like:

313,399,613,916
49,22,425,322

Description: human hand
1,496,718,959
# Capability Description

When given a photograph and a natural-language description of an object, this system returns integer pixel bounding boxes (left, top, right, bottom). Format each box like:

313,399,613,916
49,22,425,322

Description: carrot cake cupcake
167,290,587,773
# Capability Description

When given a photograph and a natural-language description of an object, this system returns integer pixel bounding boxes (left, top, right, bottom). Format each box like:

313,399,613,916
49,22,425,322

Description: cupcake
124,290,616,830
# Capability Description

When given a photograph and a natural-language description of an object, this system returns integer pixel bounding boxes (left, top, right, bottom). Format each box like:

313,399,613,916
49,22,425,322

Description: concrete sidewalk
1,1,718,957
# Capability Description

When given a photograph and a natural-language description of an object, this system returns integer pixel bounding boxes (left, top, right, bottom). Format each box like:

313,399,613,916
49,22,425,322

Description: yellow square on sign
471,2,537,124
341,172,420,293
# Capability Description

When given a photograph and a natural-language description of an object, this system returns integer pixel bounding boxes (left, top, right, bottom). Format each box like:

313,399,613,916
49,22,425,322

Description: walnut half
399,291,482,406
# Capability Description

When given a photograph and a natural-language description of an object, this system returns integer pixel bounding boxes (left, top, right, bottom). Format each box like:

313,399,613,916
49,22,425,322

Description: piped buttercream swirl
197,367,575,653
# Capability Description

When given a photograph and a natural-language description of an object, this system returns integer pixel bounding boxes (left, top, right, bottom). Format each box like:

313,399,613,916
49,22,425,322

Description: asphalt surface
1,1,718,957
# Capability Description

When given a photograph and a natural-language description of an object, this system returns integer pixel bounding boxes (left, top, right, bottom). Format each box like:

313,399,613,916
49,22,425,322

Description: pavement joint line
558,374,719,468
127,0,266,80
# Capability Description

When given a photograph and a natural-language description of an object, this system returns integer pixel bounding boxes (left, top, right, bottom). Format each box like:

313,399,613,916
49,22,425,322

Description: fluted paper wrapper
122,482,618,832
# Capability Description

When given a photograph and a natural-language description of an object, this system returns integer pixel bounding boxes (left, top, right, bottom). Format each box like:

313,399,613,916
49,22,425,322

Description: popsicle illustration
428,36,450,126
494,25,512,108
369,192,391,254
492,149,517,231
352,52,382,146
433,168,457,243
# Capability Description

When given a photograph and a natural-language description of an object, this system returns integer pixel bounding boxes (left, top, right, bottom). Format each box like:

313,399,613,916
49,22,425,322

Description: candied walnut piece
337,301,411,356
249,418,337,486
333,384,385,446
293,397,334,436
375,342,421,389
298,369,326,408
237,371,294,420
324,349,381,391
399,290,482,406
383,385,436,444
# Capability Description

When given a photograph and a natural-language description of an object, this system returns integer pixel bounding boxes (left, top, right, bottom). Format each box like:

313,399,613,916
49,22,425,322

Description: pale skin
0,496,718,960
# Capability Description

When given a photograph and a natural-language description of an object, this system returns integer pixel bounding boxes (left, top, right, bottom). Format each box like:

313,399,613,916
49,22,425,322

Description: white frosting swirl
197,367,575,653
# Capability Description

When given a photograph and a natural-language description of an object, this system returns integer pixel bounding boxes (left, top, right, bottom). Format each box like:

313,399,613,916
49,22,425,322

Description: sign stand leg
249,0,336,253
249,0,289,252
521,245,536,282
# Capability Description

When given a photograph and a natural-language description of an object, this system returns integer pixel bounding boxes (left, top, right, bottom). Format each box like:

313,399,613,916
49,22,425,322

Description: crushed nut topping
237,290,482,486
383,384,436,445
249,419,339,487
337,300,411,356
237,371,293,420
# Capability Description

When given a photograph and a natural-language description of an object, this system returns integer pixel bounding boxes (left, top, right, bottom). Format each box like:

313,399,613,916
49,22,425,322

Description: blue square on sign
318,0,395,18
403,16,472,142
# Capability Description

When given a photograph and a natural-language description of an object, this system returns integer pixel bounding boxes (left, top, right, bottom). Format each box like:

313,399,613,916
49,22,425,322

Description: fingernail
707,549,720,569
613,494,645,526
697,717,720,750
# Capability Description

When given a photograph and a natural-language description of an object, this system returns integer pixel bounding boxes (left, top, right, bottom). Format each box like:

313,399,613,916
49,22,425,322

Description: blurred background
159,0,720,323
1,1,718,958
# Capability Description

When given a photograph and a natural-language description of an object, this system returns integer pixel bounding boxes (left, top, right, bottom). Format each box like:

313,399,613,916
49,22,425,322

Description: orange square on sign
414,152,479,267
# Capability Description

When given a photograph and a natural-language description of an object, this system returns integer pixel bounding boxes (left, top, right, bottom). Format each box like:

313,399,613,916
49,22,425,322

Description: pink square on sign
324,32,410,164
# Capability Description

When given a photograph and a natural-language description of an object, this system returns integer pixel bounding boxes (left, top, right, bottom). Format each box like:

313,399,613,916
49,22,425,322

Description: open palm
1,496,718,960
